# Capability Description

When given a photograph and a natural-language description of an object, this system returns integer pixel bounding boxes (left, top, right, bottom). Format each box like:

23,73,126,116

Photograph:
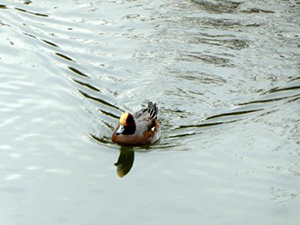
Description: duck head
116,113,136,135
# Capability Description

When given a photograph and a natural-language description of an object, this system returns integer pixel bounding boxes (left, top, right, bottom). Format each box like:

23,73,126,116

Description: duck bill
116,125,125,135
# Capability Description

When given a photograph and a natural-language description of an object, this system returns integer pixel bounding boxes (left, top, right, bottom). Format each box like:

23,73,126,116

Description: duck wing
133,102,158,132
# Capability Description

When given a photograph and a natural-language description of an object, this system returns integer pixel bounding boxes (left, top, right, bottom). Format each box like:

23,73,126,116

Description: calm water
1,0,300,224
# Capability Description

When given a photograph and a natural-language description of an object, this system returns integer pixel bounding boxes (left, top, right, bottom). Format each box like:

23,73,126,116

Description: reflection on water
114,148,135,178
1,0,300,224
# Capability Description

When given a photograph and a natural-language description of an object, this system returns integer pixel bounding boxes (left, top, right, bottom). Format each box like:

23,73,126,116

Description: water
0,0,299,224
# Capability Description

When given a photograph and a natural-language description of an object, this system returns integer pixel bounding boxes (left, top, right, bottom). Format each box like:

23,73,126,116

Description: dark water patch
205,109,264,120
79,90,122,111
133,142,181,151
289,76,300,82
99,109,120,120
173,71,227,85
238,93,300,106
168,68,227,85
184,32,249,50
68,67,88,78
241,8,274,14
160,107,195,120
222,38,250,50
286,95,300,104
190,0,241,14
266,85,300,94
56,53,74,62
23,0,32,5
0,20,10,27
149,143,179,150
42,39,59,48
171,108,264,132
245,23,261,28
23,32,36,39
188,36,249,50
72,79,100,92
169,132,197,138
164,108,186,114
125,14,141,19
173,121,228,130
15,7,49,17
180,53,233,67
182,17,241,30
0,4,7,9
258,109,278,118
101,119,115,130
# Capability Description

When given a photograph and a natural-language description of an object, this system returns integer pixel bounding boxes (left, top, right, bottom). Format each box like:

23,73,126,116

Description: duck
112,102,161,146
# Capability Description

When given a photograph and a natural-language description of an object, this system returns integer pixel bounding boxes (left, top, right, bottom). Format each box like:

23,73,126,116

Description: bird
112,102,160,146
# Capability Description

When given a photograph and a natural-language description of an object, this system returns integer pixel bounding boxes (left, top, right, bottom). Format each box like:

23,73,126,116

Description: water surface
0,0,300,224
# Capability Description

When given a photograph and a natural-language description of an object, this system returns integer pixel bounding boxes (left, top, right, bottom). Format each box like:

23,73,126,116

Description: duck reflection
114,148,135,178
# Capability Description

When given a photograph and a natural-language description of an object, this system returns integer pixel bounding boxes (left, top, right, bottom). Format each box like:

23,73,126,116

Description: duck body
112,102,160,146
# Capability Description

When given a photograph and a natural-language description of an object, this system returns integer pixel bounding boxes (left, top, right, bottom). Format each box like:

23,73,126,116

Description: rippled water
1,0,300,224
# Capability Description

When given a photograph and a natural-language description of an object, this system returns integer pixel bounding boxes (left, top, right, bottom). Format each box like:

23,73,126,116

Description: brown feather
112,120,159,146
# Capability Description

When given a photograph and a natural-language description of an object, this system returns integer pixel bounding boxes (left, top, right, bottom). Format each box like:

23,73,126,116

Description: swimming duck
112,102,161,146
